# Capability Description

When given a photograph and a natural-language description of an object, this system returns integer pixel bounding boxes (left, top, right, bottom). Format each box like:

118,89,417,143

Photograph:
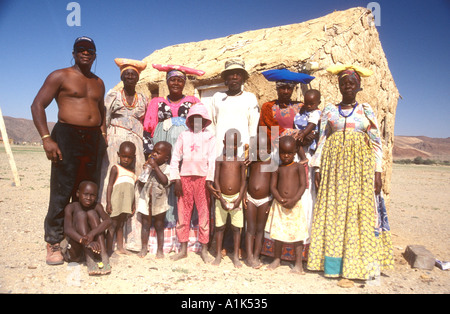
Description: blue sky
0,0,449,138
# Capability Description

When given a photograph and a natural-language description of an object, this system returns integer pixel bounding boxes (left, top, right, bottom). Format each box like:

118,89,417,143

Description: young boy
294,89,322,162
137,141,172,259
265,136,308,274
211,129,247,268
170,103,216,263
105,141,137,256
243,133,275,268
63,181,112,276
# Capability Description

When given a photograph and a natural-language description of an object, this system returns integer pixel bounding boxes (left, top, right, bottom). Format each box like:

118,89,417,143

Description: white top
207,91,260,157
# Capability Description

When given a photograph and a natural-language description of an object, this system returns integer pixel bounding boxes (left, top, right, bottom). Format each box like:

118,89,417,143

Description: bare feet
231,255,242,268
290,263,305,275
171,242,188,261
138,248,148,258
212,255,222,266
252,258,263,269
200,245,212,263
266,258,281,270
155,249,164,259
85,241,101,255
115,248,131,255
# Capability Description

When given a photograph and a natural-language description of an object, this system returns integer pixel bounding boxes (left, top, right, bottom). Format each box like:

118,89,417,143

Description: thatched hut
114,7,399,201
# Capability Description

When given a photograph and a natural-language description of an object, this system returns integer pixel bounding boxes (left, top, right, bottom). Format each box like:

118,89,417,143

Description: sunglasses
74,46,96,55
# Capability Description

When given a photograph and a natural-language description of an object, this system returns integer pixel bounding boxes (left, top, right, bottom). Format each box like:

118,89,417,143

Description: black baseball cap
73,36,96,50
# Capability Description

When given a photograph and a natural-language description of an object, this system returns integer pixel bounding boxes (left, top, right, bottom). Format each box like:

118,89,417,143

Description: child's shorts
215,193,244,228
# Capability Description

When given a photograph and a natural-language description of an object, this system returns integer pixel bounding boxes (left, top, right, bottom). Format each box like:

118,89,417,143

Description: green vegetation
394,156,450,166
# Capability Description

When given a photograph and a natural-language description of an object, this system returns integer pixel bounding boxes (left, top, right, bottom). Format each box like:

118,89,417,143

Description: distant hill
1,116,55,144
1,117,449,161
393,136,450,161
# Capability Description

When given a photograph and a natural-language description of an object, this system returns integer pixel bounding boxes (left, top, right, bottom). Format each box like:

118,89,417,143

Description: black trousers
44,122,106,244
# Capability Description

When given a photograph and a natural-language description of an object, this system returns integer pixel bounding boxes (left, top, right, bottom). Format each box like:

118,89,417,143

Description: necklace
121,89,137,109
338,102,357,118
338,102,358,145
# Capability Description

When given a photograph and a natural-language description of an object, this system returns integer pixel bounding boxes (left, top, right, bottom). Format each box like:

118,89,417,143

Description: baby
294,89,322,162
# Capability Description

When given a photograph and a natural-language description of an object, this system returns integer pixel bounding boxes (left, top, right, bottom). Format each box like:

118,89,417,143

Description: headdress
326,64,373,85
262,69,315,86
152,64,205,81
114,58,147,75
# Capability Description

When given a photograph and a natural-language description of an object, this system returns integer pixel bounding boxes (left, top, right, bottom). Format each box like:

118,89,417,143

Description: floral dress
307,103,394,280
98,89,148,251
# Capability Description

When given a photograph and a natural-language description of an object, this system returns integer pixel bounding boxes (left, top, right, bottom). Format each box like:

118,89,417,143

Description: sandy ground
0,145,449,294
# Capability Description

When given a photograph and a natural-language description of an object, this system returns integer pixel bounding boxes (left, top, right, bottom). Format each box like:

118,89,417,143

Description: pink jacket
169,104,216,181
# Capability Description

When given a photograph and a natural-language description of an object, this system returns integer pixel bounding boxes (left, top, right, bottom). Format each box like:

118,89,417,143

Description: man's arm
31,70,63,162
97,79,107,140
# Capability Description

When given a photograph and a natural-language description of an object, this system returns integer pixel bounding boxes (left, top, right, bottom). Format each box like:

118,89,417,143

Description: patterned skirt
307,131,394,280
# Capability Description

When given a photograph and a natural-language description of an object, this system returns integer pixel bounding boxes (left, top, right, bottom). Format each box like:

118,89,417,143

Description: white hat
221,58,249,80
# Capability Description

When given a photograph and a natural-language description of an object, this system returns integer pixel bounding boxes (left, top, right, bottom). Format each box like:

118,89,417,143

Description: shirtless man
31,36,107,265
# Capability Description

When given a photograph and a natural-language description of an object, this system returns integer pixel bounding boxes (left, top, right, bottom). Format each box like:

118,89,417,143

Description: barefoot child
105,141,137,256
137,141,172,258
294,89,322,162
64,181,112,275
169,103,216,263
243,133,275,268
265,136,308,274
211,129,247,268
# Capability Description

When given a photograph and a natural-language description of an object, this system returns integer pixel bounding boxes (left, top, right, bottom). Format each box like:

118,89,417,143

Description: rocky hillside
1,116,55,145
393,136,450,161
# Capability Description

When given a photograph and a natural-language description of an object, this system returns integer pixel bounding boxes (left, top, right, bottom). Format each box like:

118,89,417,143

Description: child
294,89,322,162
265,136,308,274
105,141,137,256
211,129,247,268
243,133,275,268
137,141,172,259
63,181,112,276
169,103,216,263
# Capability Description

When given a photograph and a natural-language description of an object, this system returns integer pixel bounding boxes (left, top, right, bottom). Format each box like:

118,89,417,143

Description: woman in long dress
307,65,394,280
142,64,204,255
98,58,148,252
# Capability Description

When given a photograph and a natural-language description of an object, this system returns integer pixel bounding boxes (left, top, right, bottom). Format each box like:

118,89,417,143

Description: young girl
137,141,172,259
243,133,275,268
265,136,308,274
105,141,137,256
169,103,216,263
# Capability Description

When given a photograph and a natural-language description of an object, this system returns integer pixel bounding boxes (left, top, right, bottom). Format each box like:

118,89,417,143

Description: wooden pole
0,106,21,186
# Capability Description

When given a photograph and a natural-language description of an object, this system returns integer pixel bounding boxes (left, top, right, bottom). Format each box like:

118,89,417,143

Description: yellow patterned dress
307,103,394,280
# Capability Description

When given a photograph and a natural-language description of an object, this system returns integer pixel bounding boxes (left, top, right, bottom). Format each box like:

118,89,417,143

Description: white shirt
207,91,260,157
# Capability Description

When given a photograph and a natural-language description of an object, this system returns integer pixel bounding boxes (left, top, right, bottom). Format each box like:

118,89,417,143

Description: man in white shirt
208,58,260,157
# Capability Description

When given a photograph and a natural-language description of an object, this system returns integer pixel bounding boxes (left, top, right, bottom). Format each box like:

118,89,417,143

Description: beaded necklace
121,89,138,109
338,102,358,144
